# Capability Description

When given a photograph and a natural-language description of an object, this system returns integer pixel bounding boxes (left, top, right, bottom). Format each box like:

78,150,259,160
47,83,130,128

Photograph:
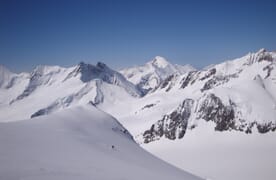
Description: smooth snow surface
142,121,276,180
0,105,202,180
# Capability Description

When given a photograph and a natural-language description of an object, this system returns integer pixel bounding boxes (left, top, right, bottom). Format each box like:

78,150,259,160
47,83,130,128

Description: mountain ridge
1,49,276,180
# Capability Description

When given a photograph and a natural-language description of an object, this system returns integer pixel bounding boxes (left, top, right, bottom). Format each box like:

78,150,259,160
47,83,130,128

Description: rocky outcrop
200,68,216,81
159,74,179,92
196,94,236,131
143,91,276,143
256,122,276,133
180,71,197,89
263,64,274,79
143,99,194,143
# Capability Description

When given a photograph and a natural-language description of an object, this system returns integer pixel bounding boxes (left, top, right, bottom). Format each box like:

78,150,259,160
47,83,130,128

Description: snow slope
143,121,276,180
0,105,202,180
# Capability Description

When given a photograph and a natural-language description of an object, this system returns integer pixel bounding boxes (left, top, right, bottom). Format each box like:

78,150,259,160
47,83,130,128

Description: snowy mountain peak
68,62,142,98
150,56,170,68
257,48,267,53
244,48,274,65
32,65,62,76
77,61,111,74
120,56,195,93
96,61,108,69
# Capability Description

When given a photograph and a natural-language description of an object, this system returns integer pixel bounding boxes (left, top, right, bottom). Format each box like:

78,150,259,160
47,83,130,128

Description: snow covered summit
120,56,195,94
0,62,141,121
151,56,171,68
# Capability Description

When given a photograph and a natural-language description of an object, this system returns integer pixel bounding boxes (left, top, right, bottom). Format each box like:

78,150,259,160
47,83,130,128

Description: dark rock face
263,64,274,79
160,75,174,90
158,74,179,92
197,94,235,131
141,103,156,110
200,68,216,81
143,121,164,143
143,92,276,143
31,108,49,118
180,72,196,89
257,122,276,133
143,99,194,143
258,53,273,62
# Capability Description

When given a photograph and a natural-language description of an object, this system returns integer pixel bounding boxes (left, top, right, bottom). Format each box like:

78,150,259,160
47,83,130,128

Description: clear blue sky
0,0,276,72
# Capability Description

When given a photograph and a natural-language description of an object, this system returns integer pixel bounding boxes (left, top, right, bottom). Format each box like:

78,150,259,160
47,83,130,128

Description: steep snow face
120,56,195,94
0,105,202,180
0,62,140,122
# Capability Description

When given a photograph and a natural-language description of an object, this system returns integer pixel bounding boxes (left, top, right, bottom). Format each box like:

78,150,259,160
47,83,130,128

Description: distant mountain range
1,48,276,180
2,49,275,137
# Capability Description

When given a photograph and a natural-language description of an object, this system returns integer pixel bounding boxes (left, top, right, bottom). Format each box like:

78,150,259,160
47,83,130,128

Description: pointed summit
150,56,170,68
96,62,108,69
120,56,195,93
257,48,267,53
